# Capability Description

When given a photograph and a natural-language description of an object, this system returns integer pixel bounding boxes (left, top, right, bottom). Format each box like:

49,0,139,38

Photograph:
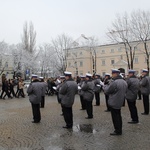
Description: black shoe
141,113,149,115
41,106,44,108
94,105,100,106
32,121,40,123
62,126,72,129
128,121,139,124
85,117,93,119
110,131,122,136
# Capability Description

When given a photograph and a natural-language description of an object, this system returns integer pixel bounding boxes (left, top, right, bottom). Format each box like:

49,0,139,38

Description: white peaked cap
86,73,92,77
105,73,110,76
64,71,72,75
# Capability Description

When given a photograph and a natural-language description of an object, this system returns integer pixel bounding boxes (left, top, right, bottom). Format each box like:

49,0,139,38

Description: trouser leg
105,94,110,111
110,107,122,134
31,103,41,122
41,96,45,108
85,101,93,118
142,95,149,114
80,95,86,109
95,92,100,105
62,106,73,127
127,100,139,121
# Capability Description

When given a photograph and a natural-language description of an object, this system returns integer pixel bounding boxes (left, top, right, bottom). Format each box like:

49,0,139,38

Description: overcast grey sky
0,0,150,45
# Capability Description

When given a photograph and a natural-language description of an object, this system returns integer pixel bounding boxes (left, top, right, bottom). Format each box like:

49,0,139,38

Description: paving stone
0,93,150,150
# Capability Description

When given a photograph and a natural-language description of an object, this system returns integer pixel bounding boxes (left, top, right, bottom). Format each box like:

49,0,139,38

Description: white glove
78,86,81,90
100,81,104,86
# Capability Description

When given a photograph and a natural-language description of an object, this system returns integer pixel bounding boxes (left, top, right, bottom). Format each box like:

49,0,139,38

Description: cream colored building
0,54,14,79
66,40,150,77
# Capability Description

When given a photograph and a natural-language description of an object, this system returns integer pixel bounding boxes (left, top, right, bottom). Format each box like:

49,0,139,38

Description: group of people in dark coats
26,68,150,136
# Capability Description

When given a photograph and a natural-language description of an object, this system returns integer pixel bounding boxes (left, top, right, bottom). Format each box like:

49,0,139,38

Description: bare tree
21,21,37,78
107,13,136,69
131,10,150,73
51,34,73,74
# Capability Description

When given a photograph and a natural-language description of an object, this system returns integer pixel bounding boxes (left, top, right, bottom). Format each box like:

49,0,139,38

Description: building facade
66,40,150,77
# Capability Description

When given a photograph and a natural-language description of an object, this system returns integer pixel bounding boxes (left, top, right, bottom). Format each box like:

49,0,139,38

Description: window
101,50,105,54
111,60,115,65
134,57,138,63
110,49,114,53
67,53,71,57
134,46,138,51
79,61,83,67
145,57,147,63
68,62,71,67
5,62,8,68
0,59,2,67
102,60,105,66
118,47,122,52
80,52,83,55
102,72,106,76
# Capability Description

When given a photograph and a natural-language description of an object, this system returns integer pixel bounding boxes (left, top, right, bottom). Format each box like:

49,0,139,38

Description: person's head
111,69,120,78
80,75,85,81
64,71,72,80
60,76,65,82
105,73,111,79
95,74,100,79
142,69,149,76
31,74,38,81
128,70,136,77
85,73,92,80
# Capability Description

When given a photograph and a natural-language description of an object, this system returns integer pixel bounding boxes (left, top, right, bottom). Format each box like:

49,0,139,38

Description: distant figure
126,70,139,124
140,69,150,115
39,77,47,108
104,69,127,136
59,71,78,129
27,75,42,123
81,73,94,119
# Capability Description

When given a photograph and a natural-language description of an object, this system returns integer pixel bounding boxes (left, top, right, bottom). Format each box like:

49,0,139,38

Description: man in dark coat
39,77,47,108
104,69,127,136
93,74,101,106
78,75,86,110
140,69,150,115
27,75,42,123
59,71,78,129
81,73,94,119
126,70,139,123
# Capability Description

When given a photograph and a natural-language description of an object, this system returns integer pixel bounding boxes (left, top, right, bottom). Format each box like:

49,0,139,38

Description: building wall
66,41,150,76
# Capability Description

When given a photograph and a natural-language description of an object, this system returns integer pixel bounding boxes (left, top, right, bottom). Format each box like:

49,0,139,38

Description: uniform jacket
41,82,48,96
27,79,42,104
59,78,78,107
81,79,94,101
140,75,150,95
125,76,139,101
104,75,127,109
78,80,85,96
93,78,101,93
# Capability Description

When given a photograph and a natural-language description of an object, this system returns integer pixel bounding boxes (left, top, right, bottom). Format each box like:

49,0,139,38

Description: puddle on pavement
74,124,97,134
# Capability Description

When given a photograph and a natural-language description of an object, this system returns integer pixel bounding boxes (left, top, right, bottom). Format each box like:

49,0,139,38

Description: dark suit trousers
85,101,93,118
105,94,110,111
110,107,122,134
31,103,41,122
95,92,100,105
142,95,149,114
80,95,86,109
62,106,73,127
41,96,45,108
127,100,139,121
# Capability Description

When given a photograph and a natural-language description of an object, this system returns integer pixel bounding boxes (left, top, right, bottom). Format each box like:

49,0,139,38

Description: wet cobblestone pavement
0,93,150,150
